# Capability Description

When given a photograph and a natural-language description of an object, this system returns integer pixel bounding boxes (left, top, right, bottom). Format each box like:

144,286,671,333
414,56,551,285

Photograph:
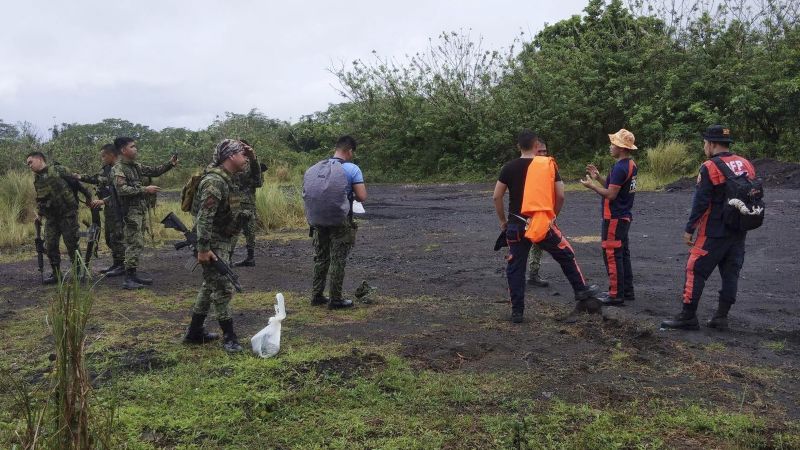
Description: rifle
34,218,45,283
84,207,102,266
160,212,243,293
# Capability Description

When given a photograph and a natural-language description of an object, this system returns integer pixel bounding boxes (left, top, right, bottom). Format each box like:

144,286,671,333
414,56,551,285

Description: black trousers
601,218,634,298
506,222,588,312
682,234,746,311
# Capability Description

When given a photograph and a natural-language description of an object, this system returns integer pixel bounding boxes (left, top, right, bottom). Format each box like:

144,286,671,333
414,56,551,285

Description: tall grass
3,256,115,449
642,140,697,187
255,183,306,231
0,170,37,249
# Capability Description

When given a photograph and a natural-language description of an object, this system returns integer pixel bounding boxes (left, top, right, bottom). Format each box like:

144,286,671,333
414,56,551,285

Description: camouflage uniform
82,164,124,263
312,219,357,301
112,158,174,270
191,168,244,321
232,156,263,257
32,164,85,267
528,245,543,276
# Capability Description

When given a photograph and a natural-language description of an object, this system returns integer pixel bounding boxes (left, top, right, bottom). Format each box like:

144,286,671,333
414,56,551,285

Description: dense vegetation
1,0,797,182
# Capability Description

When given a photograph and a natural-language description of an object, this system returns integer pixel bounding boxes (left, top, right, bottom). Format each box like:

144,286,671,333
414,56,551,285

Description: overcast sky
1,0,588,135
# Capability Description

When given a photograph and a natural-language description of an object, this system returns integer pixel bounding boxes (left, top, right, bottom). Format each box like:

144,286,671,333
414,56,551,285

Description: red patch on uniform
203,197,218,209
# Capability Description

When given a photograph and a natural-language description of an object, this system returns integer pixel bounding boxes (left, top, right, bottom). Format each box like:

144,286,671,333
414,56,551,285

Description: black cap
702,125,733,143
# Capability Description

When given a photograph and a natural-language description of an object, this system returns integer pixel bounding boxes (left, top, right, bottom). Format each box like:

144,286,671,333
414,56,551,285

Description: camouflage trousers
104,207,125,263
122,206,147,270
238,203,257,250
312,221,357,301
529,244,543,276
44,211,79,266
192,241,234,321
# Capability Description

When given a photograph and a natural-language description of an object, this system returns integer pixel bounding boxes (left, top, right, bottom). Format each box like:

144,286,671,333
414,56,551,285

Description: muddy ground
2,184,799,423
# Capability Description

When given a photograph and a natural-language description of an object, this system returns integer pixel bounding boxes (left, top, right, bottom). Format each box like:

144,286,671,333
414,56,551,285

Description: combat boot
183,313,220,344
131,270,153,286
660,309,700,330
123,269,145,290
527,274,549,288
328,298,354,310
102,261,125,277
218,319,243,353
233,248,255,267
43,264,62,285
707,302,732,331
511,310,524,324
311,294,329,306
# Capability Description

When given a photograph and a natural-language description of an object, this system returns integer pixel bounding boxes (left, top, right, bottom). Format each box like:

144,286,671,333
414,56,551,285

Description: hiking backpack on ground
712,157,765,232
303,159,350,227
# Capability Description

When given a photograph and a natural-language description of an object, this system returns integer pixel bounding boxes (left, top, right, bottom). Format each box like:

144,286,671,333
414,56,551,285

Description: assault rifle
160,212,243,293
84,207,102,266
34,218,45,283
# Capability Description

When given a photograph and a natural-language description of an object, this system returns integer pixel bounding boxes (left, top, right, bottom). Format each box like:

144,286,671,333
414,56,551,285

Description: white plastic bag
352,200,366,214
250,293,287,358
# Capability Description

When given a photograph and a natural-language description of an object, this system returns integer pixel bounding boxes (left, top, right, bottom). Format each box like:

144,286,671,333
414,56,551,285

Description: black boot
511,310,524,324
131,269,153,286
660,309,700,330
311,294,329,306
233,248,255,267
43,264,61,285
527,274,550,288
707,302,732,330
183,313,220,344
328,298,354,310
123,268,145,290
219,319,243,353
102,261,125,277
598,292,624,306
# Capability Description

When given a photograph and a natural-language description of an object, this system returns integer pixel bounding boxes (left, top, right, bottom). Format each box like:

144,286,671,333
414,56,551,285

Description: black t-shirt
498,157,561,225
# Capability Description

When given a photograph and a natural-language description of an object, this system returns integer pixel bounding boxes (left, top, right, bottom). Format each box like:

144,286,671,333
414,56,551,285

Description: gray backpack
303,159,350,226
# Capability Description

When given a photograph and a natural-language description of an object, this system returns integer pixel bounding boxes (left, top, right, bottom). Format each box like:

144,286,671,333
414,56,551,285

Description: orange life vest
521,156,557,243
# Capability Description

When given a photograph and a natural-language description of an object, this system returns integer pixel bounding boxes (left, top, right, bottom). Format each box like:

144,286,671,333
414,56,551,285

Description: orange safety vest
520,156,557,243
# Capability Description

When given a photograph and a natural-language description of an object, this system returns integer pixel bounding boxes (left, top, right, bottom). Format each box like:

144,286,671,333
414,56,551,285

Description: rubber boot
131,269,153,285
123,268,145,290
707,301,732,330
527,274,549,288
233,248,255,267
219,319,243,353
660,309,700,330
43,264,61,285
183,313,220,344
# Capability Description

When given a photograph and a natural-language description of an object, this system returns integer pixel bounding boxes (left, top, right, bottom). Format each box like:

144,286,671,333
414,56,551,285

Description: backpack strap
711,157,737,181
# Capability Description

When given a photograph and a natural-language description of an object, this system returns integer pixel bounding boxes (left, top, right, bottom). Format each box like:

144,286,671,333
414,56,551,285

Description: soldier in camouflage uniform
183,139,251,353
25,151,93,284
309,136,367,309
232,144,264,267
78,144,126,276
112,137,178,289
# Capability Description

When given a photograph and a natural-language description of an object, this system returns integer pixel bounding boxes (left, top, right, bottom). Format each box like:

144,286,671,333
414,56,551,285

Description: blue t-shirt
603,158,637,219
331,158,364,197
